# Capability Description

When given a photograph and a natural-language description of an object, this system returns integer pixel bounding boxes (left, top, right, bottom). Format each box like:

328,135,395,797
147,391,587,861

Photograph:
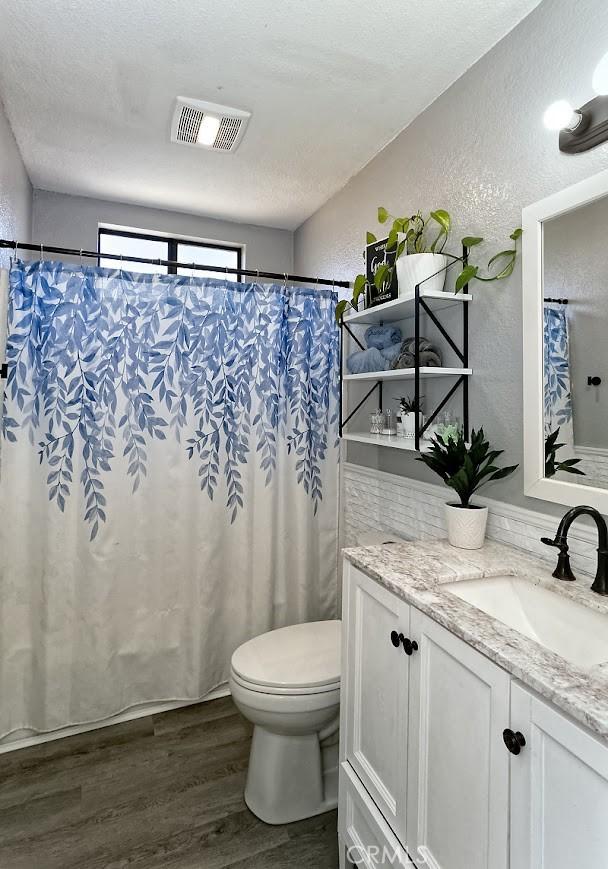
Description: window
98,228,242,279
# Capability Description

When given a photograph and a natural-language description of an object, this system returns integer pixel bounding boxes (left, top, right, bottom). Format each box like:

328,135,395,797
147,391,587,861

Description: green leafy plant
416,427,518,508
454,227,523,293
395,395,424,415
545,428,585,478
335,207,522,323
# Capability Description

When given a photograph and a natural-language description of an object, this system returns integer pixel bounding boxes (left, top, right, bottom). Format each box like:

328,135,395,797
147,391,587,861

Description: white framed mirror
523,167,608,513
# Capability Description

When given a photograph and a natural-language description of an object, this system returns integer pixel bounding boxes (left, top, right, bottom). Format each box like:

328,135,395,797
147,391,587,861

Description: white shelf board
342,432,432,452
344,289,472,325
343,366,472,382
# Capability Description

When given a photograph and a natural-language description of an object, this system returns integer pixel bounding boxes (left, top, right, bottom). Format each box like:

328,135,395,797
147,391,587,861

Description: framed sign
365,237,398,307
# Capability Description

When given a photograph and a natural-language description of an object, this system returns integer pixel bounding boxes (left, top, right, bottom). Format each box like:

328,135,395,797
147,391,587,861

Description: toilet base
244,725,338,825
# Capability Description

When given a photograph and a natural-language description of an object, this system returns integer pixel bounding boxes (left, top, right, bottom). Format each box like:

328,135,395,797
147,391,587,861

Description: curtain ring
40,242,44,261
80,248,84,270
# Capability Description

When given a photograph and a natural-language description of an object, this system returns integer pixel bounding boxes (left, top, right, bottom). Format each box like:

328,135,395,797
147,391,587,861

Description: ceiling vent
171,97,251,152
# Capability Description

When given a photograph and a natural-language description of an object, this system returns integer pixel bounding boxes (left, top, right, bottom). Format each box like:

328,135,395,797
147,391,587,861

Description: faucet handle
541,536,576,581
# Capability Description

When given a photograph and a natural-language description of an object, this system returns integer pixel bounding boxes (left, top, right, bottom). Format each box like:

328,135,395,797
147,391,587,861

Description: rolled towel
364,325,402,350
391,337,442,369
379,344,402,364
346,347,388,374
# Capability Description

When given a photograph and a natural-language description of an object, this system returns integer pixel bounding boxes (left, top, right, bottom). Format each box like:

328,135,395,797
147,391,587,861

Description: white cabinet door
407,610,510,869
510,681,608,869
342,562,412,844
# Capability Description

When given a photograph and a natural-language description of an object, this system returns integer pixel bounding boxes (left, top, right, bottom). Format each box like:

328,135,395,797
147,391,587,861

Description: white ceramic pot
396,253,448,295
402,412,416,439
445,503,488,549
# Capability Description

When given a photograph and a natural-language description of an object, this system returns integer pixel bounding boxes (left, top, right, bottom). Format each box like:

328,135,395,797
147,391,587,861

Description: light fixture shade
593,51,608,95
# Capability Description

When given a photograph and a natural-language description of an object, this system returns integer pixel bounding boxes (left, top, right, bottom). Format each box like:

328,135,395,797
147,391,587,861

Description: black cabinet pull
402,638,418,656
503,728,526,755
390,631,418,655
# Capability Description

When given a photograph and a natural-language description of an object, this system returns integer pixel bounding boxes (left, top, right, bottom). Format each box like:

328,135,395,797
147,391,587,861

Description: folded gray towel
391,337,442,369
365,325,402,350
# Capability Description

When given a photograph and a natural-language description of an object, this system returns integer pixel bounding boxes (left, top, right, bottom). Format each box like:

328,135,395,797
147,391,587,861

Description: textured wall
32,190,293,274
544,195,608,449
0,97,32,267
295,0,608,515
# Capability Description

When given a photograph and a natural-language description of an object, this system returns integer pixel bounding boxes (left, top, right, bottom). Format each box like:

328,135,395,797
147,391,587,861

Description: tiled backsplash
342,462,598,580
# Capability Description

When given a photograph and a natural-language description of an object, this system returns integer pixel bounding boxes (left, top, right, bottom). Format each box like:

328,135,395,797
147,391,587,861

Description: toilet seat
230,668,340,697
230,620,340,693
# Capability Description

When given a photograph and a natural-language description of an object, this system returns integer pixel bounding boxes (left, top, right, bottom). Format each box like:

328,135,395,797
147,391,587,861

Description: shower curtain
543,302,574,445
0,260,339,741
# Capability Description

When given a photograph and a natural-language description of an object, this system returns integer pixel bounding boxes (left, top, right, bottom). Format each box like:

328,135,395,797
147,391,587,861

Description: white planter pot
396,252,448,295
402,412,416,439
445,503,488,549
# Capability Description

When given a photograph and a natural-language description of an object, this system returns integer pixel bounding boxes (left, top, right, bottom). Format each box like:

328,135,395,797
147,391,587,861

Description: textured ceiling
0,0,540,229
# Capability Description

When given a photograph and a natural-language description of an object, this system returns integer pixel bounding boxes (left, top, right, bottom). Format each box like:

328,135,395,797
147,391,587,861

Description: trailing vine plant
336,206,522,322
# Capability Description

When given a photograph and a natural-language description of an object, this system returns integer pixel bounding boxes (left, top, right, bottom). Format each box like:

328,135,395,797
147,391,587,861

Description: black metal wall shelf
339,247,471,452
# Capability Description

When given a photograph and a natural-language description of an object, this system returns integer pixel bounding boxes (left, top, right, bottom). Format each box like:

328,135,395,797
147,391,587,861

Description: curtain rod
545,297,569,304
0,239,351,289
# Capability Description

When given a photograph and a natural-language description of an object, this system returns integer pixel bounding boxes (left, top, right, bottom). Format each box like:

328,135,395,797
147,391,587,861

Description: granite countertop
343,539,608,741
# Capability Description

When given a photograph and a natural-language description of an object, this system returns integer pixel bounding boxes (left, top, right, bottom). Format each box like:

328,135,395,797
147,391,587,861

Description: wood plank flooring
0,696,339,869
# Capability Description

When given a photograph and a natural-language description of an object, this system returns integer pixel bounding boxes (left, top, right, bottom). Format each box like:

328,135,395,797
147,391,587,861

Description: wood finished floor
0,696,339,869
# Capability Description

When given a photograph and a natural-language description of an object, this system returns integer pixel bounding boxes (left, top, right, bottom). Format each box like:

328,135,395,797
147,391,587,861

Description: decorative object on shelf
335,206,522,323
395,396,424,439
391,337,442,370
435,411,460,443
417,428,518,549
365,236,398,307
369,410,384,435
345,325,403,374
544,428,585,478
382,409,397,436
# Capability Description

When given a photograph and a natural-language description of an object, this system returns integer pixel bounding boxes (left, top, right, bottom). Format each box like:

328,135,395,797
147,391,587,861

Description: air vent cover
171,97,250,152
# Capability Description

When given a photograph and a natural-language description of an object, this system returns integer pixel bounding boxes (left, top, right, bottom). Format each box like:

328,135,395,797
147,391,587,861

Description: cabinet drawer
339,762,414,868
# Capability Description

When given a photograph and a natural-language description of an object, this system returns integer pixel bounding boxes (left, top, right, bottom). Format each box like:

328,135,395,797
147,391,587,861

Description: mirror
523,168,608,513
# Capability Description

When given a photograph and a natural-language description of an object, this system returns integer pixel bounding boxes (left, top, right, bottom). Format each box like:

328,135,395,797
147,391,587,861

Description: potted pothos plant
335,207,522,322
417,427,518,549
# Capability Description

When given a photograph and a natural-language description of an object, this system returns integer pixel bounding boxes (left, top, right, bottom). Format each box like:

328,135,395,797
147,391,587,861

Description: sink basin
444,575,608,668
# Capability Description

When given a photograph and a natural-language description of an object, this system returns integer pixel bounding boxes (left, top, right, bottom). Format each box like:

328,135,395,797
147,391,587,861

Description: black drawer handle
390,631,418,655
503,728,526,755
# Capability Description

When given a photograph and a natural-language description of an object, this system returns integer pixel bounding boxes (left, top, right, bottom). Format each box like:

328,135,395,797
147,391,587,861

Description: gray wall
32,190,293,274
544,196,608,449
294,0,608,515
0,97,32,267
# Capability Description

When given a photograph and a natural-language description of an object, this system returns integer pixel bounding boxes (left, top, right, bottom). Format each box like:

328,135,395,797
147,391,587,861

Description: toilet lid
231,620,341,690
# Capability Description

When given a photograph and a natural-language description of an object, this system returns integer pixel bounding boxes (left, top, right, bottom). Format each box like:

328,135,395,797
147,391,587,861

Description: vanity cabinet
406,610,510,869
510,682,608,869
339,561,608,869
341,561,411,845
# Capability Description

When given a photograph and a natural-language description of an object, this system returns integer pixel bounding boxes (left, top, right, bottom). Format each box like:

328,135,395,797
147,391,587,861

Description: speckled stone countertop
343,539,608,741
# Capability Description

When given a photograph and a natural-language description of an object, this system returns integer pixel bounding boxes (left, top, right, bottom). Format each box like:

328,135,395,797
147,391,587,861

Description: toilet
229,531,403,825
230,619,341,825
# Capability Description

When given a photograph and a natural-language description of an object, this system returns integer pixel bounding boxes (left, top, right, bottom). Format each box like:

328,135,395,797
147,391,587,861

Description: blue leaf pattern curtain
0,261,339,741
543,302,574,445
